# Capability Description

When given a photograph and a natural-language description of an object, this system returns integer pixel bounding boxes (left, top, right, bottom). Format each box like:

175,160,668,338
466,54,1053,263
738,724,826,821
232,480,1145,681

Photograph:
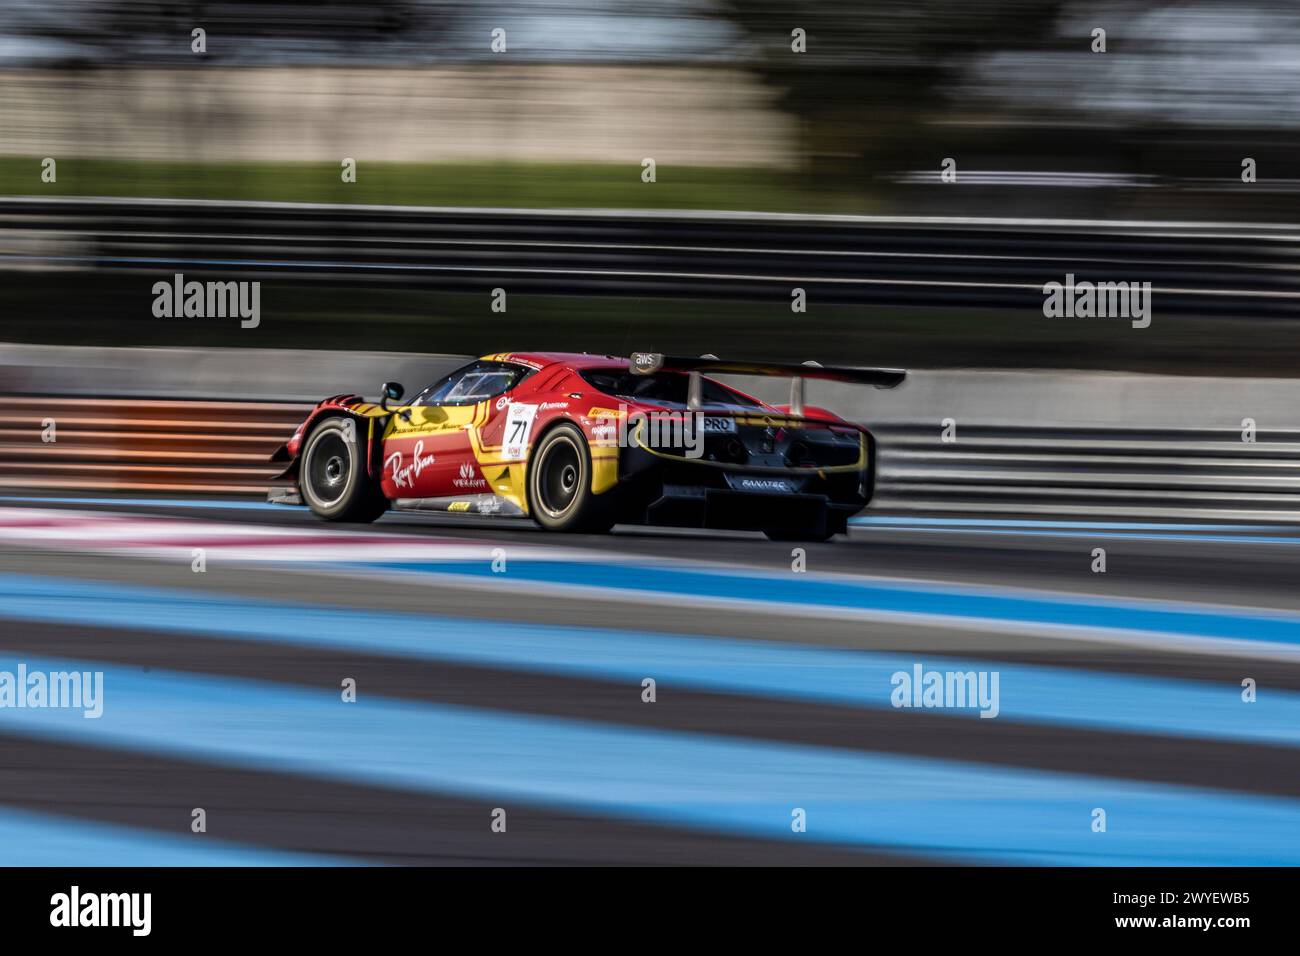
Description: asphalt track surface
3,494,1300,865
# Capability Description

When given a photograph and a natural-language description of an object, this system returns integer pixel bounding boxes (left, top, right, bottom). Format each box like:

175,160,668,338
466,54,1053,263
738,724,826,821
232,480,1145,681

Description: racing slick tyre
764,528,837,543
527,422,617,533
300,416,388,523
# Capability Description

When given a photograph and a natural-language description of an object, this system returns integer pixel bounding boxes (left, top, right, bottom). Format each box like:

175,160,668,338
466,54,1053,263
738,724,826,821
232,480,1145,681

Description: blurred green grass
0,156,874,213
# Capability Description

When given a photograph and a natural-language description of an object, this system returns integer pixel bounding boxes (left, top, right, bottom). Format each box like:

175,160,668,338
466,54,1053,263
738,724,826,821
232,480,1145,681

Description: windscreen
580,369,762,409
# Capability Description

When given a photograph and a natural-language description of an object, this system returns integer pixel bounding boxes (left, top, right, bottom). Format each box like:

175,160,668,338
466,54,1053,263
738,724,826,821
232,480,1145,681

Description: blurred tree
714,1,1070,177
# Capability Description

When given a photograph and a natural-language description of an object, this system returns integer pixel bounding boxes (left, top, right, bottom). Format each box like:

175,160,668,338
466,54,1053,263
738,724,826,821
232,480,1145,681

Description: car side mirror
380,381,404,410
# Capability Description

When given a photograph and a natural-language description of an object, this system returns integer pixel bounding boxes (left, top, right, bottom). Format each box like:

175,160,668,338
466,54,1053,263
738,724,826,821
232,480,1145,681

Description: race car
269,352,905,540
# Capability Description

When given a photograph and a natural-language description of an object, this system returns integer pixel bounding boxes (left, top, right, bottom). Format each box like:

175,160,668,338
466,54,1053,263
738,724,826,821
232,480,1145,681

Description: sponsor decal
452,460,488,489
732,476,794,494
503,404,539,459
448,501,472,512
538,401,569,410
630,352,663,374
384,441,435,489
495,396,509,411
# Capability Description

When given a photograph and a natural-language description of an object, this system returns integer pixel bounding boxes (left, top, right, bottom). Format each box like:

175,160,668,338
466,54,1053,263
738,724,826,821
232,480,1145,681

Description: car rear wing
628,352,907,415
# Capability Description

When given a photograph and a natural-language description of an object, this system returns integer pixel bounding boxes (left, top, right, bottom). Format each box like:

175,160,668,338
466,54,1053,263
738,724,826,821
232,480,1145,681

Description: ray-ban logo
152,273,260,328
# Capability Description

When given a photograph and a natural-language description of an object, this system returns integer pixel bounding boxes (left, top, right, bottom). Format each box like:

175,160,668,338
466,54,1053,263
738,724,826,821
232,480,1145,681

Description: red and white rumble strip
0,506,592,565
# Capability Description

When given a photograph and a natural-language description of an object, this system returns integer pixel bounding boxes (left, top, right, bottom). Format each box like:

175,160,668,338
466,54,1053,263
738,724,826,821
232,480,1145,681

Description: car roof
480,352,631,372
479,351,775,409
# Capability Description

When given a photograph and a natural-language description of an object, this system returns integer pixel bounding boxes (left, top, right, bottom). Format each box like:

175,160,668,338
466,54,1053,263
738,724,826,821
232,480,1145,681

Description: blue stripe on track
363,559,1300,649
0,573,1295,746
852,516,1300,532
1,653,1298,866
0,805,353,866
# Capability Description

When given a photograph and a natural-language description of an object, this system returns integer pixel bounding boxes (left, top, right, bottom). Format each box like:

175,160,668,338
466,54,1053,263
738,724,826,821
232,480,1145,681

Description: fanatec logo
734,477,790,493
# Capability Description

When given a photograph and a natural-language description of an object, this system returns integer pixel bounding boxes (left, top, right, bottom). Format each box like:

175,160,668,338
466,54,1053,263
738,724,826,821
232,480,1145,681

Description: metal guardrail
0,396,308,495
872,424,1300,520
6,397,1300,520
1,197,1298,315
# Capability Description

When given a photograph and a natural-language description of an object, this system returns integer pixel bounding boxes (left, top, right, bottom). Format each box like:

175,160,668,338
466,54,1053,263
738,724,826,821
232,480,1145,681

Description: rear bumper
645,488,854,535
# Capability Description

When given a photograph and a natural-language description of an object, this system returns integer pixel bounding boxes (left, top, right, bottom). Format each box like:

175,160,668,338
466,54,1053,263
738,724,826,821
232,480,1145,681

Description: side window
413,362,531,407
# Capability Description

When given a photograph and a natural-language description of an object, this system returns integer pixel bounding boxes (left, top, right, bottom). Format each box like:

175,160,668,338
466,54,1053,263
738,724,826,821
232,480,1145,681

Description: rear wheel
527,423,616,533
300,417,388,522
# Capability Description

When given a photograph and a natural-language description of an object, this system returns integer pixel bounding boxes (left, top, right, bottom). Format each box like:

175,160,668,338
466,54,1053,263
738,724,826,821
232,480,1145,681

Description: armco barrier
0,396,309,495
870,424,1300,520
6,396,1300,520
2,197,1299,316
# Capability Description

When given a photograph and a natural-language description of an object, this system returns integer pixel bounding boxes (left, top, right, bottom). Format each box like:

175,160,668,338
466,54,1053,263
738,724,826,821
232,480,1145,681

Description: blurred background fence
2,198,1298,316
5,345,1300,519
0,395,306,495
4,1,1300,515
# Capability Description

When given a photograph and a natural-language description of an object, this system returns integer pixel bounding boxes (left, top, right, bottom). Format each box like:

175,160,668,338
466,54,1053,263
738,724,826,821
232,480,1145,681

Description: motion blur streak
5,651,1300,866
0,396,305,494
6,506,1300,653
0,805,355,867
1,500,1300,863
4,0,1300,870
2,571,1300,743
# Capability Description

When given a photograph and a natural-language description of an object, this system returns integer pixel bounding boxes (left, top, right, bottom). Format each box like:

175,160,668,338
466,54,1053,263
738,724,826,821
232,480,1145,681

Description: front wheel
527,423,616,533
299,417,388,522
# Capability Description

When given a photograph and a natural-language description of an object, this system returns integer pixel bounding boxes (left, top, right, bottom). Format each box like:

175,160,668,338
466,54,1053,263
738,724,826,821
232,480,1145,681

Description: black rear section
614,416,874,535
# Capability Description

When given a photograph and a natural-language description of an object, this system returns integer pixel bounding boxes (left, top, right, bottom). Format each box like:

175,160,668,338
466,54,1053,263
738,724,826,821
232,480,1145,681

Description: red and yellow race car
270,352,905,540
